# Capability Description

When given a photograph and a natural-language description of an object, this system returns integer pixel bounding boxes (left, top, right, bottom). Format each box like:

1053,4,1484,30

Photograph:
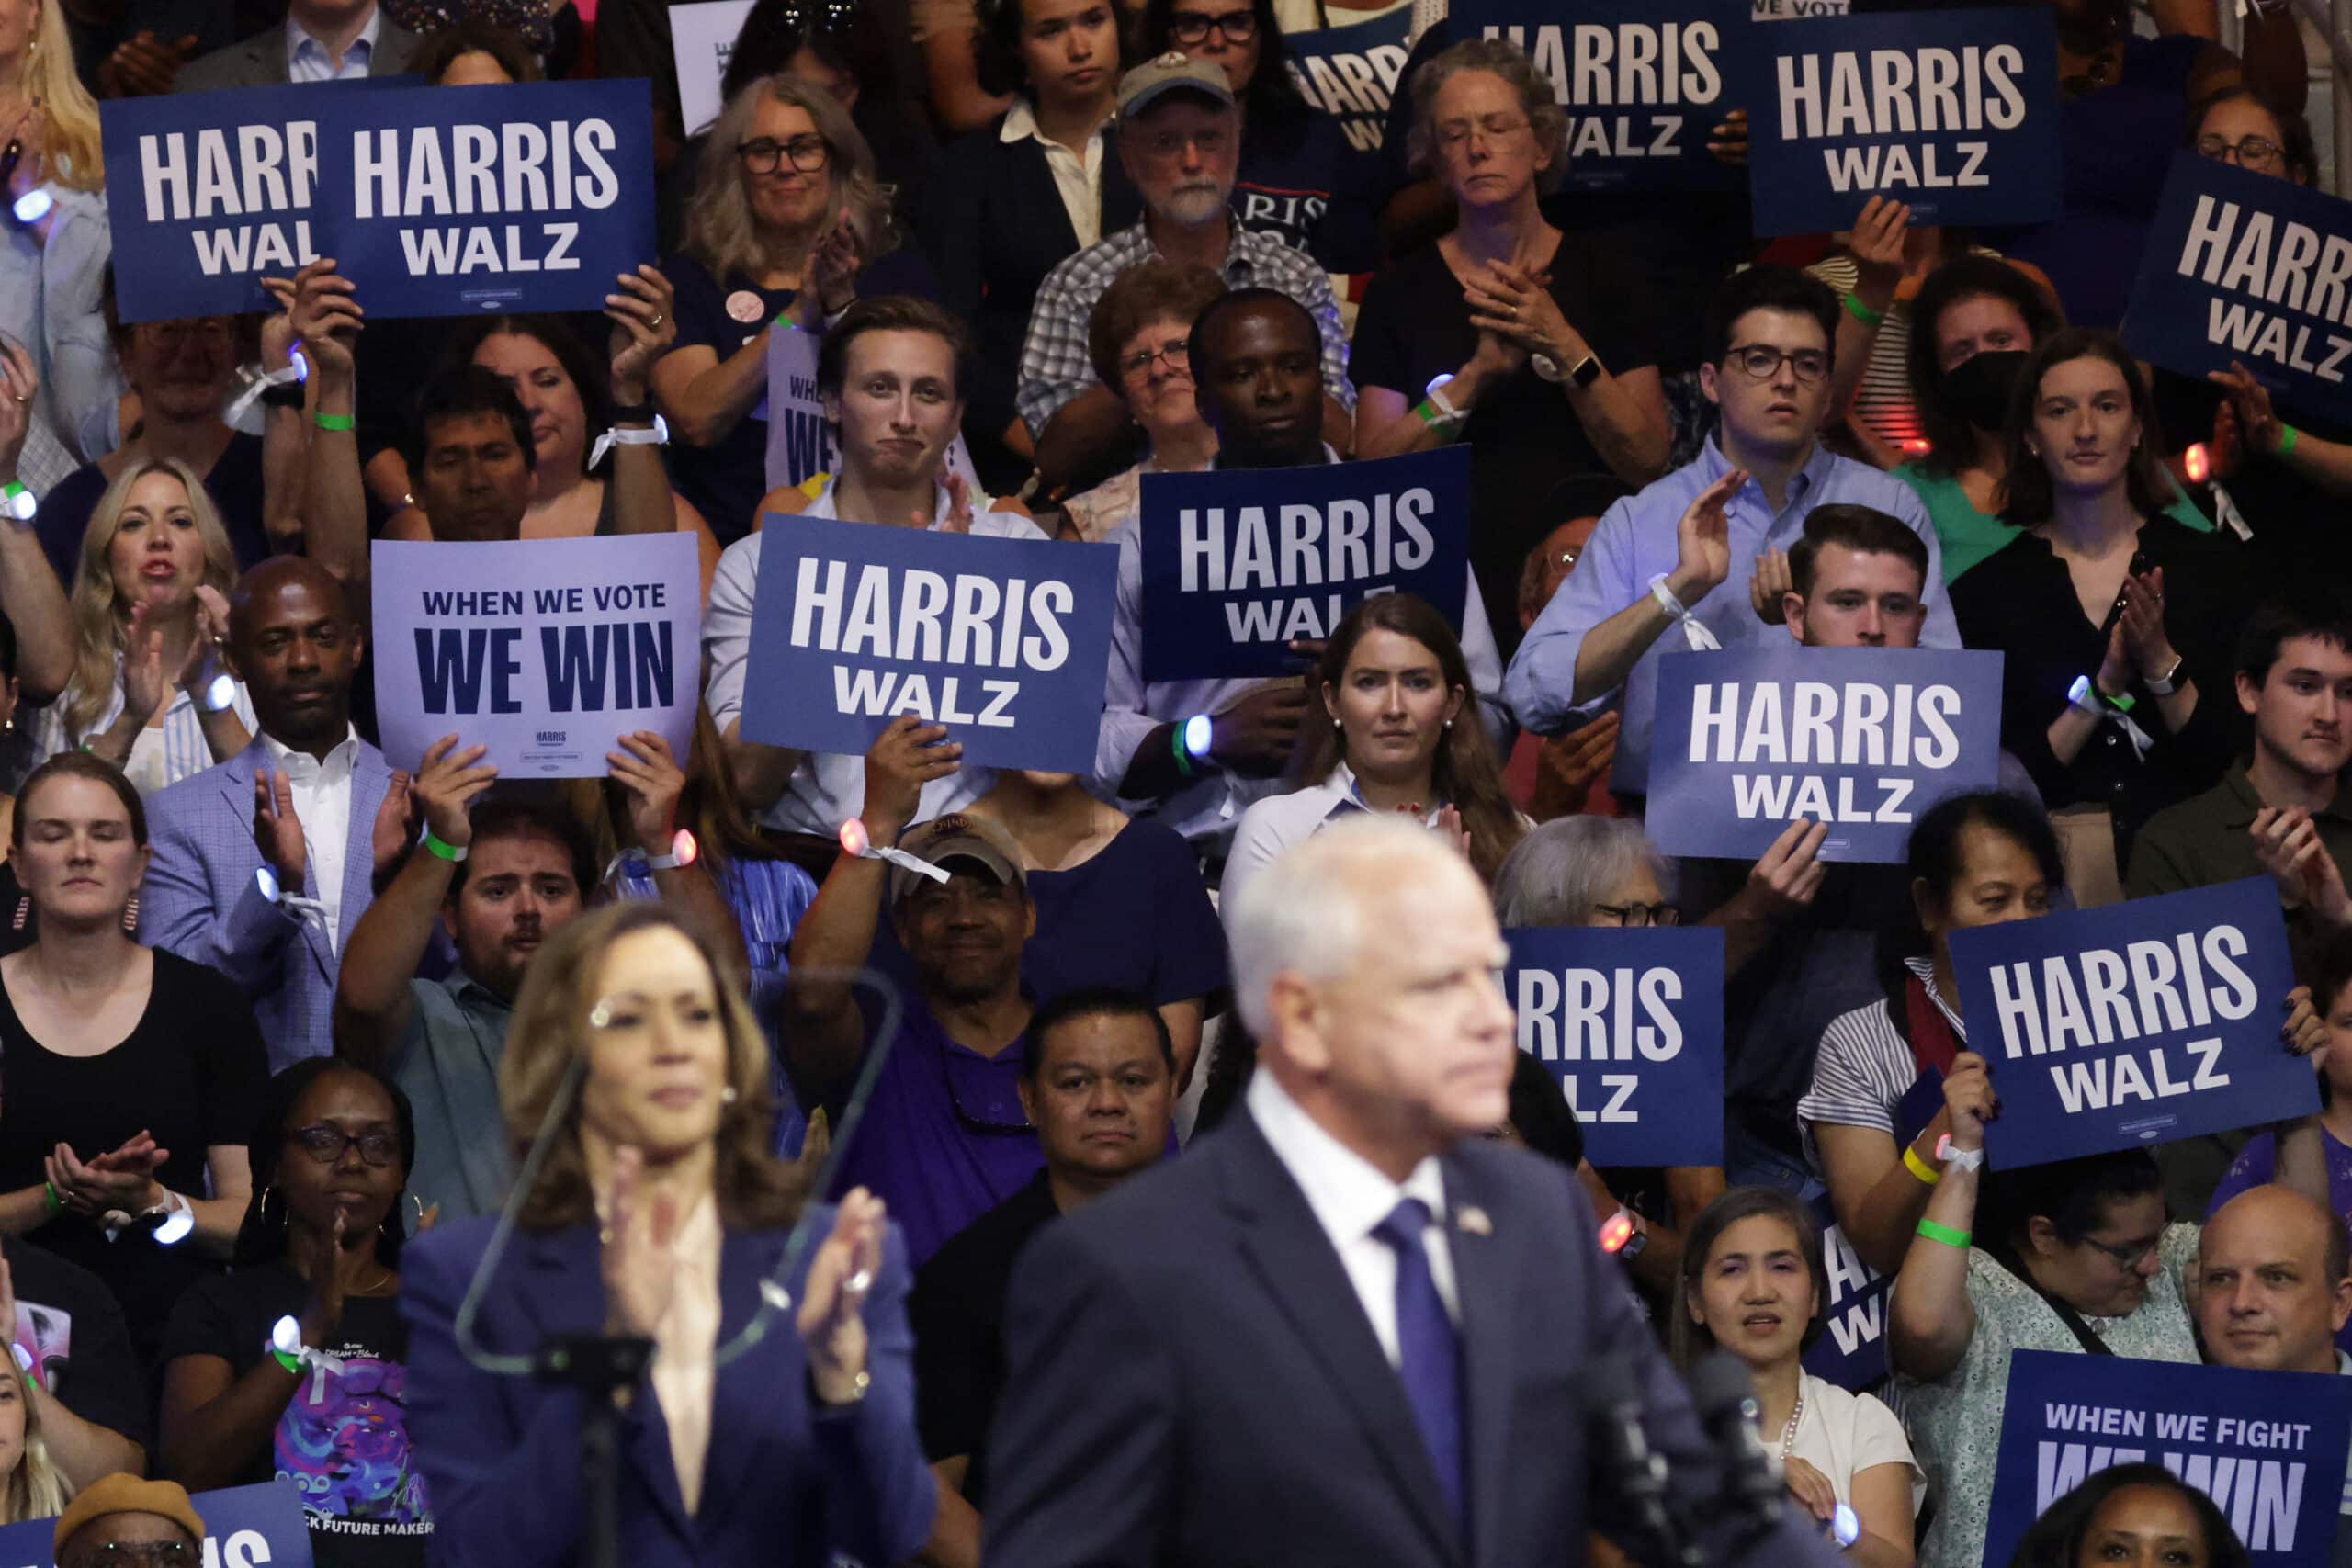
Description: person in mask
1894,256,2214,585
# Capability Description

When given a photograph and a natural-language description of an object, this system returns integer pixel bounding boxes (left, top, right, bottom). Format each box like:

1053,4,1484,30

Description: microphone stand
535,1333,654,1568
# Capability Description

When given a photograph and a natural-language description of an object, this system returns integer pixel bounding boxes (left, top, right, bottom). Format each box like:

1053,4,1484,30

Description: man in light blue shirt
173,0,418,91
1505,266,1959,798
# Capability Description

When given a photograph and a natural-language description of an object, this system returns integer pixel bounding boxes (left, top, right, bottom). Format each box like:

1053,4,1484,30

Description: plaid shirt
1015,215,1355,437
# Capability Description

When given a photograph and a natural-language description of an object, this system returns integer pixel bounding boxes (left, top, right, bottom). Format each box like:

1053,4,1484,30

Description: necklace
1778,1387,1806,1461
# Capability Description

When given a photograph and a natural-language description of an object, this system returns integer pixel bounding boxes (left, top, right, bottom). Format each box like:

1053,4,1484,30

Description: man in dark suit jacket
983,815,1853,1568
172,0,418,91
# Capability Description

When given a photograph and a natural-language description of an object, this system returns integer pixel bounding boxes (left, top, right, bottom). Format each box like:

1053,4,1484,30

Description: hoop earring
259,1185,280,1232
410,1193,427,1230
121,893,139,934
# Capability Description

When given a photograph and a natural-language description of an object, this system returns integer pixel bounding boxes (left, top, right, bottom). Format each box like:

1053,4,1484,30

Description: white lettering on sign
1485,23,1724,107
1685,681,1962,767
787,558,1073,671
1176,489,1438,592
1513,966,1686,1064
1774,45,2028,139
349,119,620,218
2177,195,2352,379
138,122,320,220
1984,926,2260,1059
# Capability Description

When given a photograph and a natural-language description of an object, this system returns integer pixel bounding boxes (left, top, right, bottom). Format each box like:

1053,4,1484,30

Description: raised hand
605,265,676,402
266,259,363,384
1740,818,1828,920
300,1211,348,1347
2208,361,2285,457
0,338,40,484
1749,547,1794,626
607,730,686,853
371,771,413,876
1943,1051,1996,1151
1844,196,1912,298
860,715,961,843
932,472,975,533
1671,467,1746,603
120,601,172,726
254,768,308,886
1208,681,1312,777
412,735,499,852
1532,711,1620,818
97,30,195,96
599,1145,680,1337
807,207,864,318
797,1187,886,1403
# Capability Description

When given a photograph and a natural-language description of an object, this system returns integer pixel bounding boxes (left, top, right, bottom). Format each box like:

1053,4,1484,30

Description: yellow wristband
1903,1145,1942,1186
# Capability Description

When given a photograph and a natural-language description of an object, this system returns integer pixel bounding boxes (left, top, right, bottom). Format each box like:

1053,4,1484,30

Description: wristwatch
1610,1206,1649,1261
2143,655,2187,696
1531,351,1603,389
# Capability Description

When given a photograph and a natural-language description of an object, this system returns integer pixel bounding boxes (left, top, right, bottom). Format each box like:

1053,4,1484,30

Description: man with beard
333,757,593,1221
142,558,411,1070
1016,54,1354,494
786,718,1047,1266
706,296,1050,844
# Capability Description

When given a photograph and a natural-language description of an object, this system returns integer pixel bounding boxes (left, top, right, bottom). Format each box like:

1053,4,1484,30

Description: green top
1894,462,2216,584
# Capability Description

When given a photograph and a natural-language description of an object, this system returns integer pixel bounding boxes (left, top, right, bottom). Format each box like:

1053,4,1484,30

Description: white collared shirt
259,725,361,949
1247,1068,1461,1367
1001,98,1109,251
1221,761,1444,920
287,4,381,82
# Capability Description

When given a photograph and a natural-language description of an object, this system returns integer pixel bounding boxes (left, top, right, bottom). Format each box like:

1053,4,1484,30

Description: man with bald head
142,557,411,1067
985,817,1857,1568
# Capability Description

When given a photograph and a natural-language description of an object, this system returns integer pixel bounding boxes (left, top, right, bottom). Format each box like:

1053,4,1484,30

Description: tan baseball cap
1117,51,1236,118
889,813,1030,903
54,1474,206,1554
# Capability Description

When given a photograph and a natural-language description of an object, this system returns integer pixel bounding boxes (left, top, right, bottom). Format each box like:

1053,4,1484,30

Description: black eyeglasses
2196,133,2283,169
738,135,830,175
1169,7,1255,43
288,1124,402,1168
67,1545,198,1568
2078,1233,2162,1268
1590,902,1679,928
1724,344,1831,385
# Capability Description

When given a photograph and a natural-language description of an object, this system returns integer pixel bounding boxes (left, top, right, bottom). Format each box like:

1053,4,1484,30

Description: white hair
1227,815,1471,1039
1490,816,1674,928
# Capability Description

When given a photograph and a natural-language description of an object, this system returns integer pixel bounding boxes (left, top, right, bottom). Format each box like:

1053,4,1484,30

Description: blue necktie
1374,1196,1466,1544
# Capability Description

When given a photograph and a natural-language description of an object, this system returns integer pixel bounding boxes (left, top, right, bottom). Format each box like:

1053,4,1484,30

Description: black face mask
1941,349,2030,433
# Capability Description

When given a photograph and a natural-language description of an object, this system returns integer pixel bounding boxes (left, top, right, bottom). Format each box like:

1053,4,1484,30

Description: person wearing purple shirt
1505,266,1958,800
786,718,1046,1265
2208,930,2352,1353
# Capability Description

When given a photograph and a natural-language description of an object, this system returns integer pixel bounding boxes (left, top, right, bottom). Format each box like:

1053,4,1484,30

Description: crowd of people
0,0,2346,1561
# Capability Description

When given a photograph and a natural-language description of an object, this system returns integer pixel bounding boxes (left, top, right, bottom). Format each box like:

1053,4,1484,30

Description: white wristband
1646,573,1722,651
588,414,670,469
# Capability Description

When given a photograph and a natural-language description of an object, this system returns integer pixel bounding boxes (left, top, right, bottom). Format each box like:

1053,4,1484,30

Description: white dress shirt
260,725,362,950
1246,1068,1461,1367
1221,761,1447,919
1001,98,1109,251
286,4,382,81
702,477,1051,837
27,669,257,798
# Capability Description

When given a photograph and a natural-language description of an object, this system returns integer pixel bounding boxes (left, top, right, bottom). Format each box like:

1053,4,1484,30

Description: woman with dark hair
0,752,266,1368
1672,1189,1920,1568
1804,792,2062,1277
2004,1462,2252,1568
401,902,933,1564
1892,996,2328,1568
413,20,543,84
1223,591,1526,903
1951,328,2253,902
653,74,938,542
1133,0,1361,264
158,1059,435,1565
384,314,722,596
919,0,1136,494
1057,259,1224,538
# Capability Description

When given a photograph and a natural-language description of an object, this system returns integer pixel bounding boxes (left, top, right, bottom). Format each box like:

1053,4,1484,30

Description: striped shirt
26,666,255,797
1806,254,1924,454
1797,955,1965,1165
1014,216,1355,437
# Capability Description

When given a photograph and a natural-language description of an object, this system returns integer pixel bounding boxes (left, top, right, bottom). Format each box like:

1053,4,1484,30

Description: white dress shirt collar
259,724,360,782
1248,1066,1448,1242
287,4,382,80
1001,98,1109,250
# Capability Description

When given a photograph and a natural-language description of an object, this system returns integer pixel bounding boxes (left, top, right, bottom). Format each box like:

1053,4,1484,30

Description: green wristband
1171,722,1195,779
269,1346,303,1374
422,829,468,863
312,412,356,433
2102,689,2137,714
1917,1218,1972,1249
2279,423,2299,457
40,1181,60,1216
1842,291,1885,327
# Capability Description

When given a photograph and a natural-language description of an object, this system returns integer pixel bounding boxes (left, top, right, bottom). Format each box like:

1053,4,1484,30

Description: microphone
1687,1352,1786,1552
1584,1356,1698,1568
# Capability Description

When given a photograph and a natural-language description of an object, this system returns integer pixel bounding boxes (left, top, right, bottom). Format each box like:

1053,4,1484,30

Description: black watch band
611,400,656,424
260,381,306,411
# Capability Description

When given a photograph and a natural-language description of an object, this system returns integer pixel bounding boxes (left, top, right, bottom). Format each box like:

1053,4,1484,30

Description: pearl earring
721,1085,740,1105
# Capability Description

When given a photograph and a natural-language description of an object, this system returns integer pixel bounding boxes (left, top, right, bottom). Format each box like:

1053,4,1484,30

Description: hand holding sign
1733,818,1829,921
413,734,499,852
2249,807,2352,923
1706,107,1748,167
2209,361,2287,457
607,730,685,853
1210,680,1313,777
860,715,962,844
2284,984,2329,1067
605,265,676,403
1844,196,1912,304
1943,1049,1997,1151
271,257,363,385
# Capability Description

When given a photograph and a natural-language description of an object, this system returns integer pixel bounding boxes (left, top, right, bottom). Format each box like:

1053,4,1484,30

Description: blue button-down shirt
286,6,379,81
1504,438,1958,795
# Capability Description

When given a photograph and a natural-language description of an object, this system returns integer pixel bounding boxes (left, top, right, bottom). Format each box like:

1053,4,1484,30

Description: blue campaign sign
1983,1350,2352,1568
1282,5,1412,162
2122,152,2352,428
104,78,655,321
1503,925,1725,1165
1136,447,1471,682
1644,645,2004,864
0,1482,315,1566
369,533,701,777
1802,1192,1894,1392
1453,0,1751,192
1951,878,2315,1168
1747,7,2062,236
740,515,1119,773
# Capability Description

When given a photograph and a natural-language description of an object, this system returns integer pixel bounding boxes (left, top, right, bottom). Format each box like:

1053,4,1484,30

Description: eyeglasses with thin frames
2078,1233,2162,1269
737,135,830,175
2195,133,2283,169
1724,344,1831,385
1118,339,1191,380
1434,115,1532,152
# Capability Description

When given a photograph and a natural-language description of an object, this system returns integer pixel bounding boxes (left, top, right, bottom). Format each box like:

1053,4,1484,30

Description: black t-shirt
4,1235,150,1451
164,1261,432,1567
36,434,271,587
0,951,268,1367
1351,240,1664,657
908,1170,1061,1508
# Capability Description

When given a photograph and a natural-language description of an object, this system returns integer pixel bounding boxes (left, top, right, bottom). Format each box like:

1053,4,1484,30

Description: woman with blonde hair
24,457,253,794
401,902,933,1564
0,0,118,479
0,1357,73,1523
652,73,939,542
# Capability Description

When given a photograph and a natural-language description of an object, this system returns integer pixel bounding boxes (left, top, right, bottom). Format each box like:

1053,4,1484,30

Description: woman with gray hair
1492,815,1725,1307
1351,35,1672,650
652,74,940,542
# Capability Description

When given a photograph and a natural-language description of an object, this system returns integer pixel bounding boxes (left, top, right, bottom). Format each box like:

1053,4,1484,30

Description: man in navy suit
142,558,407,1069
984,814,1853,1568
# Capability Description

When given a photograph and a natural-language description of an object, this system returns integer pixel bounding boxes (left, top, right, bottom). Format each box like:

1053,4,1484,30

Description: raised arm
0,340,73,699
333,737,498,1068
605,265,684,538
270,260,368,592
1886,1054,1992,1382
1567,468,1741,708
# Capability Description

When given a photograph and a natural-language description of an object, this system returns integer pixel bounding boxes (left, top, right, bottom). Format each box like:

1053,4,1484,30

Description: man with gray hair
984,815,1856,1568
